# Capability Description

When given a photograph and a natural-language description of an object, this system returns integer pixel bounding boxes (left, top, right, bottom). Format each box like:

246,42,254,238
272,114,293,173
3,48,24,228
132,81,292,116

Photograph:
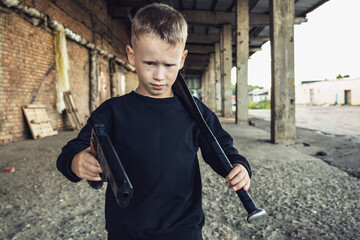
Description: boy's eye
165,64,174,67
145,62,155,66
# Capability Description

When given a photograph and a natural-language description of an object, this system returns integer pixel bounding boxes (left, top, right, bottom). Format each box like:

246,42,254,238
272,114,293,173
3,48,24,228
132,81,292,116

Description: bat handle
236,189,266,223
210,140,266,223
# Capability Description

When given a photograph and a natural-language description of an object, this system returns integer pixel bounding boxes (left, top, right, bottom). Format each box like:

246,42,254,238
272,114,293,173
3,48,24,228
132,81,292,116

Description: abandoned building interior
0,0,330,144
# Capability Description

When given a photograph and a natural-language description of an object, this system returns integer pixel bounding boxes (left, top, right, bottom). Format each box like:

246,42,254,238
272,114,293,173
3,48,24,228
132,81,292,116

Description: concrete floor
246,105,360,178
249,105,360,143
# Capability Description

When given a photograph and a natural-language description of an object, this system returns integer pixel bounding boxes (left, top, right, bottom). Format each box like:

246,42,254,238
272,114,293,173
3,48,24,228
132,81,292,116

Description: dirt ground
0,105,359,239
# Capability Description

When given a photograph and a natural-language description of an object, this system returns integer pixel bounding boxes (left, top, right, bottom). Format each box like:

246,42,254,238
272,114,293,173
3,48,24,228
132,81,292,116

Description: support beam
214,42,222,113
235,0,249,124
221,24,233,118
201,70,208,104
270,0,296,144
207,53,216,111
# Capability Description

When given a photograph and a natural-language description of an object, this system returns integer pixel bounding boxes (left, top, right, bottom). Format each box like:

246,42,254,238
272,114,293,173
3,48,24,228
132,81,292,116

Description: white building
296,78,360,105
248,89,270,102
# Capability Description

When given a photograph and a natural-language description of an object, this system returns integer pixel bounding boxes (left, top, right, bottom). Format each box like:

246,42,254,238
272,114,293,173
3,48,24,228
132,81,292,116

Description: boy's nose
154,66,165,81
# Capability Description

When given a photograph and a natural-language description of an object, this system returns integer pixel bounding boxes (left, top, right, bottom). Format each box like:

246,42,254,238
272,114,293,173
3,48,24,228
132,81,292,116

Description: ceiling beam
109,7,306,27
183,64,207,72
187,53,210,61
187,33,219,44
186,44,215,54
211,0,218,11
182,10,307,26
178,0,183,10
187,33,269,44
186,44,261,55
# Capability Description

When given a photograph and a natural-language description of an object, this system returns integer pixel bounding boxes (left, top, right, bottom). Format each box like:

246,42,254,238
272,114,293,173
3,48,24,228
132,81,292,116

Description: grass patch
249,99,271,109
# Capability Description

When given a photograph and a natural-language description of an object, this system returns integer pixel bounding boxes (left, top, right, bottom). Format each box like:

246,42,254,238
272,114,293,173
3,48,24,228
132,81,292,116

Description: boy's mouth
151,84,165,90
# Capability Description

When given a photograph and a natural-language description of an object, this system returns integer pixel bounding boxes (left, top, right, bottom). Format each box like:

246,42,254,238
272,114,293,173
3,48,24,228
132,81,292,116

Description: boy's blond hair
130,3,188,48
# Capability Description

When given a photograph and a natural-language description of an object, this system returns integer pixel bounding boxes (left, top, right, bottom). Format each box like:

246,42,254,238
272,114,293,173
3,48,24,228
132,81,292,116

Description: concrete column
221,24,233,118
235,0,249,124
201,71,208,104
214,43,222,113
207,53,216,111
89,49,98,112
270,0,296,144
219,28,225,114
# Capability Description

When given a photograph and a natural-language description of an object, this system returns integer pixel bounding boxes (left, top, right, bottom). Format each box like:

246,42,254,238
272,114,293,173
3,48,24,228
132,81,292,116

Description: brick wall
0,0,131,144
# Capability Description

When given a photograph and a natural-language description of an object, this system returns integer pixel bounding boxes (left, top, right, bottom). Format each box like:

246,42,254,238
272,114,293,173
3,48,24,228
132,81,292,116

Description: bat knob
247,208,267,223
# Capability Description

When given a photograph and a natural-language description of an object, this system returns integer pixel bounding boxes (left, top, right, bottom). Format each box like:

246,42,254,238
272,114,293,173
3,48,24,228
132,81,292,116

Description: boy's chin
148,89,172,98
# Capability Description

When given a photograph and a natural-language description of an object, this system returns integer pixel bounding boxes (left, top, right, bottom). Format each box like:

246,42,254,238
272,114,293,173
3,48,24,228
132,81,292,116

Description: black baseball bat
172,72,266,223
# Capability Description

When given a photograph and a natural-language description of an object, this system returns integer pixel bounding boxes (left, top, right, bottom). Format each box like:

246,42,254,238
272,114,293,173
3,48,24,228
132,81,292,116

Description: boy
57,3,251,240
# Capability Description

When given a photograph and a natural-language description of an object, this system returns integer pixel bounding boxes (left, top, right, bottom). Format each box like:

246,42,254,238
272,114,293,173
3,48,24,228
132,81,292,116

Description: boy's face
126,34,188,98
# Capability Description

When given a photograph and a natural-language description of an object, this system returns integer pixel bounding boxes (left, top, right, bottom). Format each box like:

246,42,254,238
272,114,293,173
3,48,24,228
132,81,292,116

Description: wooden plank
63,91,83,130
31,119,50,124
63,92,80,130
23,104,47,109
22,105,58,140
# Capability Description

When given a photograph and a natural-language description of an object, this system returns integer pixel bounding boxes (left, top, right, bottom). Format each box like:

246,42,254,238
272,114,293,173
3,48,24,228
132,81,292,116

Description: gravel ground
0,123,359,239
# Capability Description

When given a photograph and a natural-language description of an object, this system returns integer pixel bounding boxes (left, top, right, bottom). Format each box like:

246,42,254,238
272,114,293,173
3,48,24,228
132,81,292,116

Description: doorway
344,90,351,105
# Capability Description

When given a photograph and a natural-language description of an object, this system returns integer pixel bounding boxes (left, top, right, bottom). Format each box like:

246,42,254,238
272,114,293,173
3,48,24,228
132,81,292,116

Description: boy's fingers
78,166,102,180
232,176,249,191
243,179,251,191
227,172,245,186
83,173,102,181
225,165,241,182
84,158,102,173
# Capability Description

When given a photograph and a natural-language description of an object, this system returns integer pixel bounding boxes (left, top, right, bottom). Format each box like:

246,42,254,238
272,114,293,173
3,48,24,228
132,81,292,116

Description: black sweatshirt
57,91,251,239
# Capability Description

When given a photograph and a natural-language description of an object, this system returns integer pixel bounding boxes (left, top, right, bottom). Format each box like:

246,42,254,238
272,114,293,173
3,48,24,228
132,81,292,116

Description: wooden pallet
63,91,83,130
22,105,58,139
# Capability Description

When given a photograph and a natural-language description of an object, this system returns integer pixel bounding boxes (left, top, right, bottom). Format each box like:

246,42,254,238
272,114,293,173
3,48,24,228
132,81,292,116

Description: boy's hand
71,147,103,181
225,163,250,192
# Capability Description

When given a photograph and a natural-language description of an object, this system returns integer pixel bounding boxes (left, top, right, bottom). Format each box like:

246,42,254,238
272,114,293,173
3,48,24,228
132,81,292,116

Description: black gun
88,123,133,208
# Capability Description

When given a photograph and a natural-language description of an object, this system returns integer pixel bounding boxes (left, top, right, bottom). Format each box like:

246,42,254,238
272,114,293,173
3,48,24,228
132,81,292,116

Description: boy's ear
179,49,188,69
126,45,135,66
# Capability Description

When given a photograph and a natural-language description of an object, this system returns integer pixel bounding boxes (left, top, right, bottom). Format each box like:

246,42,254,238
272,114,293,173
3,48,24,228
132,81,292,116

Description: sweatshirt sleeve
197,101,251,179
56,123,92,182
56,99,114,182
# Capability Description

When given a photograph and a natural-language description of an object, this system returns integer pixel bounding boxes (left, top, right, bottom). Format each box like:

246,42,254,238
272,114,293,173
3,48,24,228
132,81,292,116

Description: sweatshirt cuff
57,148,82,183
231,157,252,178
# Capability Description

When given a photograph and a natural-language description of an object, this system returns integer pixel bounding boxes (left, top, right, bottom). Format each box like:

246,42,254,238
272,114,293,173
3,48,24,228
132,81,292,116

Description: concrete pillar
270,0,296,144
235,0,249,124
89,49,98,112
219,28,225,113
221,24,233,118
215,43,222,113
207,53,216,111
201,71,208,104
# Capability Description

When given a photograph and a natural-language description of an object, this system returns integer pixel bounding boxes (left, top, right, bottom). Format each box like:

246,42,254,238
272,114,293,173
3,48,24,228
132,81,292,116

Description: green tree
248,85,264,92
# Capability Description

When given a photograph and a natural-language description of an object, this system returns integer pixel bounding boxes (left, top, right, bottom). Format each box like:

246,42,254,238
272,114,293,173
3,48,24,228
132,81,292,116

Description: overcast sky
246,0,360,89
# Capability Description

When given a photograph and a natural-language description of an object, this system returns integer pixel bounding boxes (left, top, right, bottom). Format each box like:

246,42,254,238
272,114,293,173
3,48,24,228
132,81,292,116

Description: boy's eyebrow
142,59,176,65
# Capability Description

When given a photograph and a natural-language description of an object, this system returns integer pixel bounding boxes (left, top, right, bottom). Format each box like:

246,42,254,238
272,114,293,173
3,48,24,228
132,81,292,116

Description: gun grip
88,180,104,189
88,138,103,189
